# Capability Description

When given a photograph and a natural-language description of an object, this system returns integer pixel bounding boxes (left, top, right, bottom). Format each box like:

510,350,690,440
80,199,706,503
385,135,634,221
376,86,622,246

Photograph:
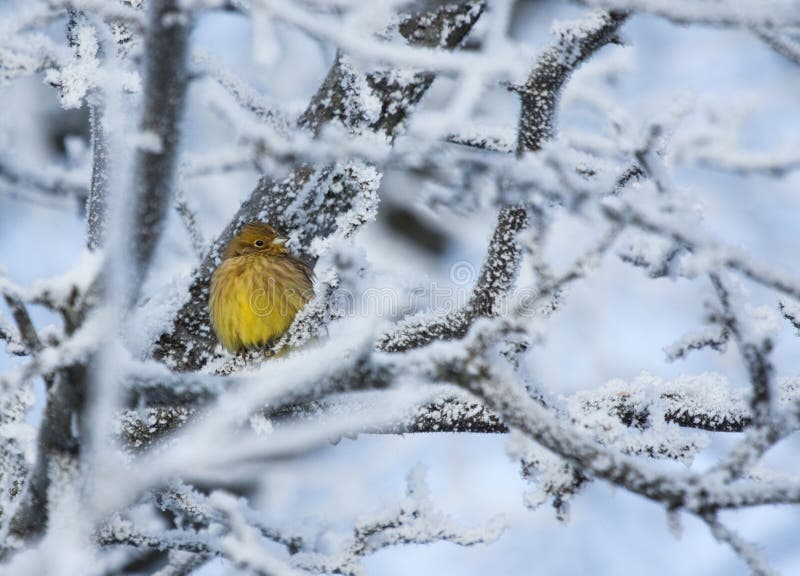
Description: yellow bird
209,222,314,353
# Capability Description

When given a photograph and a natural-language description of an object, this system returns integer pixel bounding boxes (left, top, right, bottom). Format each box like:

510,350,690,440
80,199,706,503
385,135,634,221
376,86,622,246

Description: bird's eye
254,240,264,247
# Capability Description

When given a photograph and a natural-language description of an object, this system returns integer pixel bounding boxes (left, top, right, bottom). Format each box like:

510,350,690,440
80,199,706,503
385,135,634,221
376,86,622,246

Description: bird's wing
287,254,315,287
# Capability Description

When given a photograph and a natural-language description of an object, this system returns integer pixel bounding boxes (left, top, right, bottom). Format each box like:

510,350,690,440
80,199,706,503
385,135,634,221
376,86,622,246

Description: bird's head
223,222,289,259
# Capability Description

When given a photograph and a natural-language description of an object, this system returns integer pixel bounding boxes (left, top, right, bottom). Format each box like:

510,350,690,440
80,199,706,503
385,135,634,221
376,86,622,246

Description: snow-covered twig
663,327,729,361
211,492,305,576
578,0,800,28
254,0,509,77
779,298,800,333
159,484,305,554
604,201,800,301
675,134,800,177
98,518,213,555
753,27,800,66
446,128,516,153
708,274,774,427
0,158,87,203
0,252,102,334
191,49,290,129
174,186,206,259
701,512,777,576
70,10,110,251
294,465,503,575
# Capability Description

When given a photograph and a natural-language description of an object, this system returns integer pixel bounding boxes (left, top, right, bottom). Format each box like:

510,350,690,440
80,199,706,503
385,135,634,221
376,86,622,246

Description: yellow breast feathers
209,223,314,353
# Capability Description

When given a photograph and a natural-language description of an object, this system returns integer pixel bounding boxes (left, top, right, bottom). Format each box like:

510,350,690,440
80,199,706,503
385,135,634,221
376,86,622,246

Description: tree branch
709,274,774,425
753,27,800,66
2,294,43,356
515,10,627,154
129,0,190,298
86,99,108,250
578,0,800,28
377,205,528,352
446,322,800,515
701,512,777,576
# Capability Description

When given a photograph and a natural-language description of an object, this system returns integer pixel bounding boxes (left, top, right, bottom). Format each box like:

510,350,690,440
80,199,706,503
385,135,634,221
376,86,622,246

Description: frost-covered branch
445,320,800,515
604,201,800,301
129,0,190,294
6,0,190,547
673,126,800,178
779,298,800,333
753,27,800,66
119,356,800,458
294,465,503,575
0,311,25,357
378,205,528,352
6,310,108,540
191,49,290,128
515,9,627,153
578,0,800,28
174,185,206,259
86,101,108,250
708,274,774,426
254,0,499,76
701,512,777,576
446,128,516,153
0,158,87,204
663,327,729,362
98,487,305,574
69,9,110,251
2,294,44,356
380,9,626,351
98,519,213,555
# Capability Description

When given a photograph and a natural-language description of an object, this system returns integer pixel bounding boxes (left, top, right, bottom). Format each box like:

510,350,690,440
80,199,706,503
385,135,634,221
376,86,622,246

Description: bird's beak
272,236,288,246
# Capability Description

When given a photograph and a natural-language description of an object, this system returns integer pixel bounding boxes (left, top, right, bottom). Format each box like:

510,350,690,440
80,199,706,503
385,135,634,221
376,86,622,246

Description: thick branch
129,0,190,297
86,100,108,250
515,10,627,153
9,365,86,541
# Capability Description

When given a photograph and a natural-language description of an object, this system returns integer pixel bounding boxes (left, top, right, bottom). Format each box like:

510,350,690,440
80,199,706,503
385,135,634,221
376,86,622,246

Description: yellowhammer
209,222,314,353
